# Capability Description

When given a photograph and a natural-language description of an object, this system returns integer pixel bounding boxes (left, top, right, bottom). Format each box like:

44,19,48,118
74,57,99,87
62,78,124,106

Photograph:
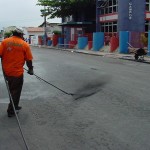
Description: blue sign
118,0,145,32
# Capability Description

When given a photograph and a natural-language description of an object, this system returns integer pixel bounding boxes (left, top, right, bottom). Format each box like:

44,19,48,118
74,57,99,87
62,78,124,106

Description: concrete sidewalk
32,44,150,64
75,49,150,63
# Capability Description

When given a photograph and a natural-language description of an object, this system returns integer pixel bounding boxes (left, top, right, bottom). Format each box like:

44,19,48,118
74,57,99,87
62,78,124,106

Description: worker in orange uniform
0,27,34,117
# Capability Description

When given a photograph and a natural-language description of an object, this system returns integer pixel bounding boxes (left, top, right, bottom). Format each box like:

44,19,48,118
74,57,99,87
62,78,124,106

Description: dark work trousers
6,75,24,112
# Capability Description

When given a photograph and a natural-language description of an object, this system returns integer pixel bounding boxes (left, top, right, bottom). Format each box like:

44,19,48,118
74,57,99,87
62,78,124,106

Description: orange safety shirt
0,36,33,77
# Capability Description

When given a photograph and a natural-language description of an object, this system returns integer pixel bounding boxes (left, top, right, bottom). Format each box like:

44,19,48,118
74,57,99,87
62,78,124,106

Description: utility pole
96,0,100,32
44,5,47,45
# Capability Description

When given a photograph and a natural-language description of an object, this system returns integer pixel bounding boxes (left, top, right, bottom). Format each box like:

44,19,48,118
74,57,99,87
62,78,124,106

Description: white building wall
22,27,44,39
31,35,39,45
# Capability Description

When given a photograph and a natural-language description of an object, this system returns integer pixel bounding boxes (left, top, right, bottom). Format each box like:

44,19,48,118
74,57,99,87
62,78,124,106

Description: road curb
31,45,150,64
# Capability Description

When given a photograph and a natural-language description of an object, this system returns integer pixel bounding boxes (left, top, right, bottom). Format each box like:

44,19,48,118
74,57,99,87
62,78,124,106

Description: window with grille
99,0,118,15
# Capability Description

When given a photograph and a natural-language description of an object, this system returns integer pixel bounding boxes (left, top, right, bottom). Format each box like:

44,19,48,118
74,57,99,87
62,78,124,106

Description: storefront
59,22,94,48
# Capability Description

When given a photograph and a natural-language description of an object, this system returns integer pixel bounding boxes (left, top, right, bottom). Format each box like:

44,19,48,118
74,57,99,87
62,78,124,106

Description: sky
0,0,61,30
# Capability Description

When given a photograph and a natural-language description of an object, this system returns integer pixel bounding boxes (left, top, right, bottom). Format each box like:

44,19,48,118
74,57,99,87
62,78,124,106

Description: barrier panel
78,37,88,49
52,35,59,46
119,31,129,54
148,31,150,56
93,32,104,51
47,40,52,46
129,32,143,48
58,37,64,44
69,41,77,49
38,36,42,45
110,36,119,52
88,41,92,50
58,37,64,47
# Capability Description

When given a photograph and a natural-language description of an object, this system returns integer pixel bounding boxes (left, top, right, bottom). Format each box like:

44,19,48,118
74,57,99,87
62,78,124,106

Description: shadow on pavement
119,56,150,64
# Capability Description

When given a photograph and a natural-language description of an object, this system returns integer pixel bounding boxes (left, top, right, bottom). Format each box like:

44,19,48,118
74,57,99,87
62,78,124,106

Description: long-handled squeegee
24,68,109,100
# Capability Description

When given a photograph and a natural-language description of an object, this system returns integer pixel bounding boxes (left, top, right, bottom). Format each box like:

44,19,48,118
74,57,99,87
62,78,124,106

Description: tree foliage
53,30,62,35
4,31,12,38
37,0,96,21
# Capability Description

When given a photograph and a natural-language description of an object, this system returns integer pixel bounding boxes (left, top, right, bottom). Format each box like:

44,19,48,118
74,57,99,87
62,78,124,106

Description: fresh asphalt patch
72,75,111,100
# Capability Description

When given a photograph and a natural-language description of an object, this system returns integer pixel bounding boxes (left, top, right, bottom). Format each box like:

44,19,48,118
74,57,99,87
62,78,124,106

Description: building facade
97,0,149,48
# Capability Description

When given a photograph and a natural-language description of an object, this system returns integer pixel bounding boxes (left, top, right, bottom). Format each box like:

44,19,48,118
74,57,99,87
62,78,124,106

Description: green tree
53,30,62,35
4,31,12,38
37,0,96,21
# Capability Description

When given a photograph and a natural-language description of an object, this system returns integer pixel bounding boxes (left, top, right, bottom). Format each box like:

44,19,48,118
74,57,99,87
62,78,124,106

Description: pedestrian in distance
128,46,147,61
134,47,147,61
0,27,34,117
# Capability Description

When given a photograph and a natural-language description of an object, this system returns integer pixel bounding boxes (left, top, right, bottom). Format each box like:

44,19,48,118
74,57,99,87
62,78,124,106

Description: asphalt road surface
0,46,150,150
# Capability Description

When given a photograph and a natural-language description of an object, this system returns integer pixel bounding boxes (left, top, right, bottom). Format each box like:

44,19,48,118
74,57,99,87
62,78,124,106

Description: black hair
12,31,22,37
